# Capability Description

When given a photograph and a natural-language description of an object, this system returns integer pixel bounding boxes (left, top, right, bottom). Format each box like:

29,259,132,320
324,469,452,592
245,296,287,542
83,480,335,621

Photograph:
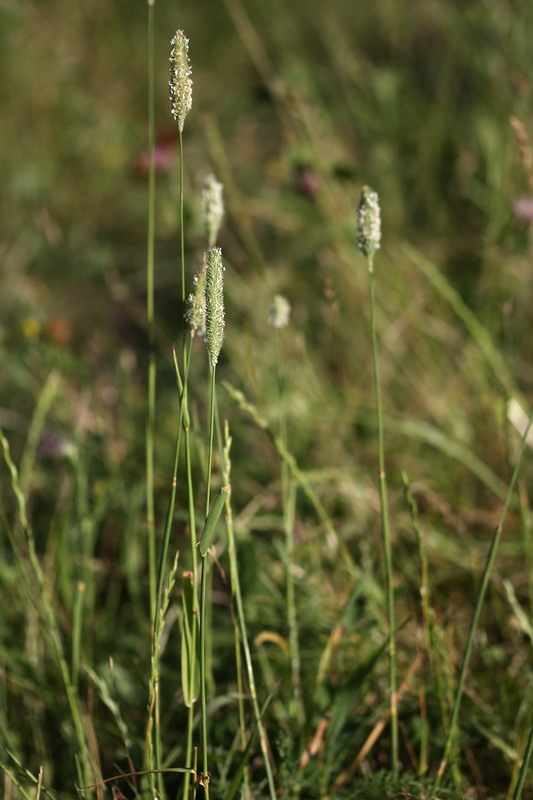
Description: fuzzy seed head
169,31,192,132
205,247,225,367
185,261,206,336
267,295,291,329
202,174,224,248
356,185,381,261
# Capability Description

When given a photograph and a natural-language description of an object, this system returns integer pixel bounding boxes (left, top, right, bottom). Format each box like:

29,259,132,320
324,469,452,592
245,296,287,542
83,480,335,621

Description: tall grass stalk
198,488,229,798
144,5,157,793
174,343,200,800
145,344,193,797
432,413,532,794
147,544,181,799
168,29,196,798
145,0,156,622
357,186,398,771
196,244,226,796
198,364,218,799
222,425,277,800
222,424,249,798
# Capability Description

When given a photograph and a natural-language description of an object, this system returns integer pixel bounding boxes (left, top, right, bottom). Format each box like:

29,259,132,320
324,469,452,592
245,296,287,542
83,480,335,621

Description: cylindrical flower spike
267,295,291,329
205,247,225,367
185,259,206,337
169,31,193,132
202,174,224,248
356,185,381,264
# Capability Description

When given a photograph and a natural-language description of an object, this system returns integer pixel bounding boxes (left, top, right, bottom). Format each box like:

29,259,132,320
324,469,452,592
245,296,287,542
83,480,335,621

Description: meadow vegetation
1,1,533,798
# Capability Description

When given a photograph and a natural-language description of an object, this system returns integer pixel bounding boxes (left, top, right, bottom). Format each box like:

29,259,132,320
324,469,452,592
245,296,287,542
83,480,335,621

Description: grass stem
222,425,277,800
146,0,157,623
367,256,398,772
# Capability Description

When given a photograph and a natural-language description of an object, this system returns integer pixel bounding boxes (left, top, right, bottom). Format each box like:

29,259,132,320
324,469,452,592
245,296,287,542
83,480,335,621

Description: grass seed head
356,185,381,261
205,247,225,367
169,31,192,132
267,294,291,329
185,259,206,337
202,174,224,248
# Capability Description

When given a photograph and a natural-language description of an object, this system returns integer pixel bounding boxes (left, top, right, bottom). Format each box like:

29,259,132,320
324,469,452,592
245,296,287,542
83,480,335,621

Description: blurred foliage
1,0,533,797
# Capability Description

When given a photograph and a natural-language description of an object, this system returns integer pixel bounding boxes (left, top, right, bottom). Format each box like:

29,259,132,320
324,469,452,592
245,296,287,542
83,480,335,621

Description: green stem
71,579,86,688
512,722,533,800
367,257,398,772
223,430,249,795
222,430,277,800
432,415,532,794
181,341,199,800
145,2,157,793
200,555,210,799
206,367,217,514
179,130,186,304
197,365,218,798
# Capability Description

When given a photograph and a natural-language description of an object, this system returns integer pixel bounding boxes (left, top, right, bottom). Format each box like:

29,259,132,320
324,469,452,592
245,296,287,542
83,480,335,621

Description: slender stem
146,0,157,623
71,580,85,687
199,555,210,799
206,367,217,515
180,339,199,800
432,414,532,794
150,422,182,794
176,85,196,800
512,722,533,800
145,4,157,793
222,425,249,797
231,553,278,800
179,130,186,304
196,365,218,798
222,430,277,800
205,370,217,695
367,257,398,771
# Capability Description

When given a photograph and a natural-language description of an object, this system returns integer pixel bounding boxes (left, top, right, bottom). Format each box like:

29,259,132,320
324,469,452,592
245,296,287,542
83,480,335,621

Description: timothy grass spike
169,31,192,132
185,259,207,337
202,174,224,248
205,246,225,367
267,294,291,329
356,185,381,264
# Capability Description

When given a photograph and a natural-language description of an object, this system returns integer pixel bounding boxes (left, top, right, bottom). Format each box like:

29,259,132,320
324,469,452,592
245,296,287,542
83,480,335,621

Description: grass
1,1,533,798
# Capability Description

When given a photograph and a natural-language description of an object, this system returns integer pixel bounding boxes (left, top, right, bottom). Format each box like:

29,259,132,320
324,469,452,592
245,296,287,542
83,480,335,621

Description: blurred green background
2,0,533,796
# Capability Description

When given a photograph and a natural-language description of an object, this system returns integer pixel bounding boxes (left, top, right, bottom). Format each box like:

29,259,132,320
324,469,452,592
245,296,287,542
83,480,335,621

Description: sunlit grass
1,2,533,799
